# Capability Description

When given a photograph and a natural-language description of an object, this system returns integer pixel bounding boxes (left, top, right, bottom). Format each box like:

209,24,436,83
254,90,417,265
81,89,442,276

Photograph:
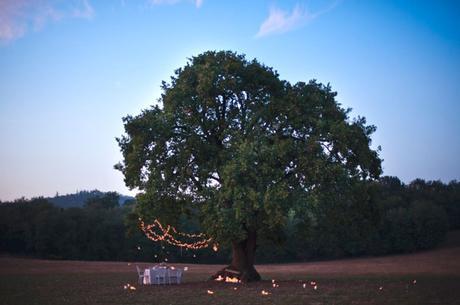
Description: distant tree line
0,192,221,263
0,178,458,263
47,190,134,208
265,177,458,262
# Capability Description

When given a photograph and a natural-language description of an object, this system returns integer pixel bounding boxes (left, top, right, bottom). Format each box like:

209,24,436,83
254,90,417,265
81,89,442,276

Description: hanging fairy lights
139,218,216,250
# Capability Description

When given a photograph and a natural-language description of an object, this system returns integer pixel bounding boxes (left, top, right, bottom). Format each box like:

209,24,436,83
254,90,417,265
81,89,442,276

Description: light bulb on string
139,218,214,250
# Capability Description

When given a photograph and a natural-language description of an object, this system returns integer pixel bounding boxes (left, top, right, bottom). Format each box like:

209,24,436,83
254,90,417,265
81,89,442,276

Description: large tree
116,51,382,282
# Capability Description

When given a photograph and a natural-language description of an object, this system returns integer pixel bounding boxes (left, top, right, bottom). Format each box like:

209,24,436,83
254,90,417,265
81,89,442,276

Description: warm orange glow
225,276,240,283
139,218,213,250
215,275,240,283
124,283,136,291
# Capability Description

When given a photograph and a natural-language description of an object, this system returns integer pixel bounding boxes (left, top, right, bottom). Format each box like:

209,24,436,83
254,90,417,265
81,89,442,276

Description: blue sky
0,0,459,201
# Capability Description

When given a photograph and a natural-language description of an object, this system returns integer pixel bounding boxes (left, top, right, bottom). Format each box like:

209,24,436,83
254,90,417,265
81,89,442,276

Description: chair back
136,265,143,276
176,268,183,282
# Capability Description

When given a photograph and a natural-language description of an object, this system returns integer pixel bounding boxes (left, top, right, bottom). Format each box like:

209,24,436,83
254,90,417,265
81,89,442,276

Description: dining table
143,265,182,285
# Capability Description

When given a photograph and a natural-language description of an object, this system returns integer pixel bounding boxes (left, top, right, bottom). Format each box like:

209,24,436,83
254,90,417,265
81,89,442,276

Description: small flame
124,283,136,291
215,275,239,283
207,290,214,295
225,276,240,283
212,244,219,252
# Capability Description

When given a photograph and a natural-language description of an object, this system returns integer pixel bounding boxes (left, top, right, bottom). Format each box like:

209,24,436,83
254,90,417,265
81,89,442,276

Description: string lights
139,218,217,250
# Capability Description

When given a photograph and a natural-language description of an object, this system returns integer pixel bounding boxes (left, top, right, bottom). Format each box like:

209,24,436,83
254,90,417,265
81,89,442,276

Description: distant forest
0,177,459,263
46,190,134,208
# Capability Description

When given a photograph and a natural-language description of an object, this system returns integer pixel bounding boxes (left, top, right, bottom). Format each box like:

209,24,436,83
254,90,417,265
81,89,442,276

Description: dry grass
1,232,460,305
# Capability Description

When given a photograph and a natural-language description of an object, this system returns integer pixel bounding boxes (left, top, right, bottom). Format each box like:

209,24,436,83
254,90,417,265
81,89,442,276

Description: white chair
144,268,152,284
150,267,158,284
136,265,145,284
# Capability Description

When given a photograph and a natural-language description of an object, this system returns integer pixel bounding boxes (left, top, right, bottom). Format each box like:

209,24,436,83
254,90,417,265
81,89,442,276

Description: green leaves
116,50,382,246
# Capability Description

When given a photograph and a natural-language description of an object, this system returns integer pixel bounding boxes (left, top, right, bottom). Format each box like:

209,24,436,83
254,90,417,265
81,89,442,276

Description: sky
0,0,459,201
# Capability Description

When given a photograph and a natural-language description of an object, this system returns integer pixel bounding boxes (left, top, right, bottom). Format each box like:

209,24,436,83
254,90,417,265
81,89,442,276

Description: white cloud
72,0,95,19
0,0,94,43
149,0,203,8
256,2,338,38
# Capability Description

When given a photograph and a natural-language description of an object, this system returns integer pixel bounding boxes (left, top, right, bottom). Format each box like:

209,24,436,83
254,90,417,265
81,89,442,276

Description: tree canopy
116,50,382,281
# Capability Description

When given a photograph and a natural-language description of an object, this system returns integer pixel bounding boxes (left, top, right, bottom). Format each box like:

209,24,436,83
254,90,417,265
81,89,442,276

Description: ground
1,232,460,305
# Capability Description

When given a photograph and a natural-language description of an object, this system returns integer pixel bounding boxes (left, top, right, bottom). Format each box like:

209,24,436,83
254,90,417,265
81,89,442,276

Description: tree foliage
116,51,382,280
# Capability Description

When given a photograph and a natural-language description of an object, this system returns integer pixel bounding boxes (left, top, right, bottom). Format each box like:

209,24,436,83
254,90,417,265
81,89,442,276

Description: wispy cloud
256,2,338,38
0,0,94,43
72,0,95,19
149,0,203,8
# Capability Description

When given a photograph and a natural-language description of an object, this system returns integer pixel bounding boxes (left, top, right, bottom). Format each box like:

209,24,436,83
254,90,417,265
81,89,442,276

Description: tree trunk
210,230,261,282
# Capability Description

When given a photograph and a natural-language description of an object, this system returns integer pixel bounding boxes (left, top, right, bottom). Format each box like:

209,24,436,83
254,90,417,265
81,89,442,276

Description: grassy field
1,232,460,305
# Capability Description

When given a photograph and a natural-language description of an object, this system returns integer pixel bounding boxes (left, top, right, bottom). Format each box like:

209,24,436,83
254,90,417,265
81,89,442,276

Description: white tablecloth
143,267,182,285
